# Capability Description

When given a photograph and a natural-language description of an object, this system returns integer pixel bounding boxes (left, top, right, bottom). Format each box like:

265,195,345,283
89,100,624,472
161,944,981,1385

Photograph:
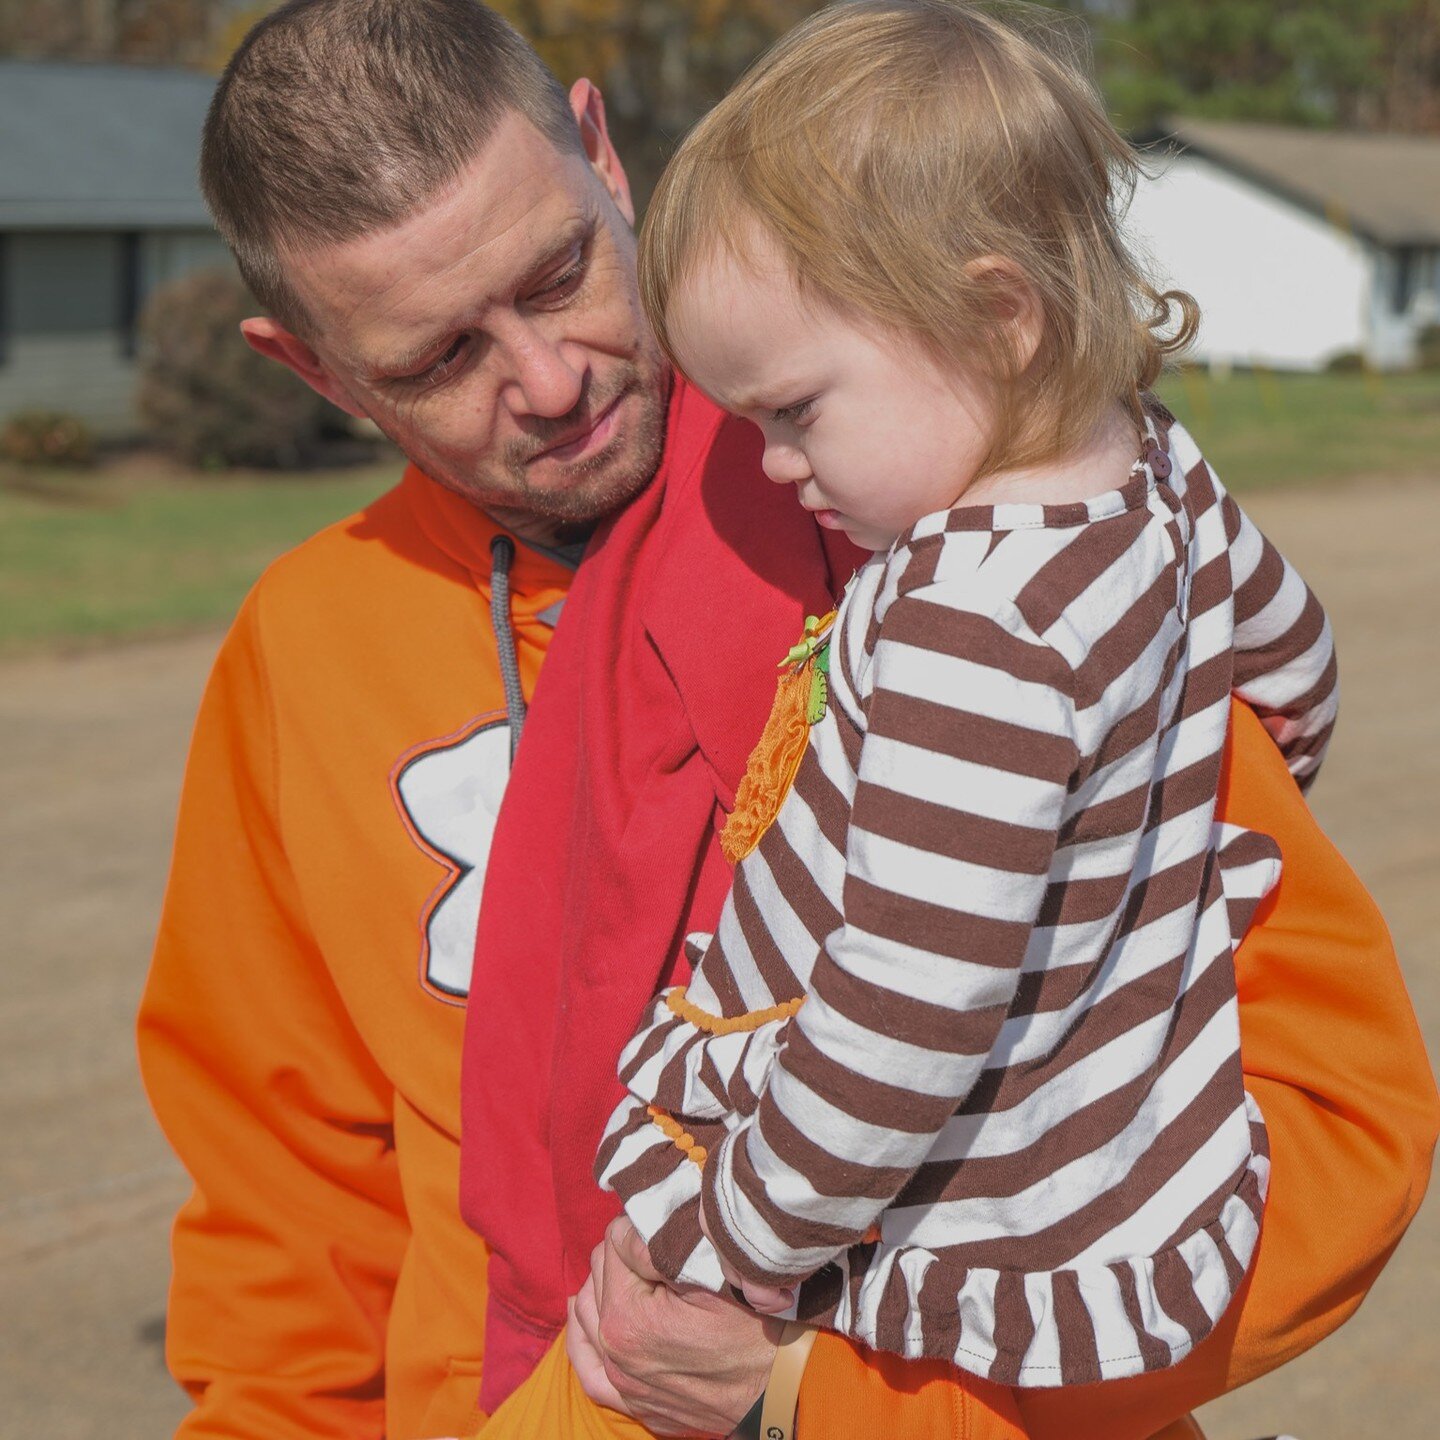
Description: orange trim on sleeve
664,985,804,1035
646,1106,708,1167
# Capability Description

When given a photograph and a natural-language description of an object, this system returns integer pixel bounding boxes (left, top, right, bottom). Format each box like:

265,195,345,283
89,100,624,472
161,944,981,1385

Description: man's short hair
201,0,583,331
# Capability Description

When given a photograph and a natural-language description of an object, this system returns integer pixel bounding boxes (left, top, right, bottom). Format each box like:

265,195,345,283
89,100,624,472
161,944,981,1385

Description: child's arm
701,587,1079,1287
1222,487,1338,790
609,938,797,1123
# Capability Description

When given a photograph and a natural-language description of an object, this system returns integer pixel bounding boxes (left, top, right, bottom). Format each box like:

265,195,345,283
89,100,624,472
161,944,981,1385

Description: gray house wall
0,60,232,439
0,227,231,437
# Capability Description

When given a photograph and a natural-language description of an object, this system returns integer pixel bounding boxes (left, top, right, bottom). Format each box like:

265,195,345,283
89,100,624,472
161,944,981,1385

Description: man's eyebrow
361,216,596,381
362,334,453,383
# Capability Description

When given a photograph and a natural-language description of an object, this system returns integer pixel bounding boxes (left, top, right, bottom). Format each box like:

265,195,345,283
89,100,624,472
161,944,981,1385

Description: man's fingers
594,1221,658,1344
589,1235,609,1310
566,1296,632,1417
571,1277,603,1354
606,1215,665,1285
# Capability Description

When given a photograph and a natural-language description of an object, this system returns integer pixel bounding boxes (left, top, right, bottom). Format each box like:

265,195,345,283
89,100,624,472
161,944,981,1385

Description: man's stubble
381,352,673,529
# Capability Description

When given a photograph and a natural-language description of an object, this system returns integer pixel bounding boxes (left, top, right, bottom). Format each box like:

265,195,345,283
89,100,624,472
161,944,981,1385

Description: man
138,2,1437,1438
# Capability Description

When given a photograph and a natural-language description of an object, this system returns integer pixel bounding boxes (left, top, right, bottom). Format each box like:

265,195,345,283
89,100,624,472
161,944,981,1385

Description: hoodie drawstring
489,534,527,765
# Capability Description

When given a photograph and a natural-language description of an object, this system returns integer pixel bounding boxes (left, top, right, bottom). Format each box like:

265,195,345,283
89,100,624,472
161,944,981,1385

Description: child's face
669,234,996,552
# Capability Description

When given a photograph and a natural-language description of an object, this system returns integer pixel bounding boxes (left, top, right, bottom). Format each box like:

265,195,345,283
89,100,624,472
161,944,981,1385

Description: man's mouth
530,393,625,466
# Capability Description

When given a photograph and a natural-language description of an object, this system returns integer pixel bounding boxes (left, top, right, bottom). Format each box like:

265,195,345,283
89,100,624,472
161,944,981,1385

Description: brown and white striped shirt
597,413,1337,1386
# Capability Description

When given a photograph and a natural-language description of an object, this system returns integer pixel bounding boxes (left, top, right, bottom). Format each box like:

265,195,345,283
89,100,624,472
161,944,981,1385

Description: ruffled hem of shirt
793,1091,1270,1387
600,1085,1269,1385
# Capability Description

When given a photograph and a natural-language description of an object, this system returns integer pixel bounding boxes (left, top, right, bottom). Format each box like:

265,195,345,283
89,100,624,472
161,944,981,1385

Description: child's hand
731,1274,796,1315
698,1192,797,1314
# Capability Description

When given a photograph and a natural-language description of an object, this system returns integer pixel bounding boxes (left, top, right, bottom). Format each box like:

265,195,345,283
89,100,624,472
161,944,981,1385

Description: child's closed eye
772,397,817,426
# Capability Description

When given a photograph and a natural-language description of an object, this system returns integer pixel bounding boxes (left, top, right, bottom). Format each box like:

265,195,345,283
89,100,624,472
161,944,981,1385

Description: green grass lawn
1156,368,1440,491
2,370,1437,656
0,458,398,656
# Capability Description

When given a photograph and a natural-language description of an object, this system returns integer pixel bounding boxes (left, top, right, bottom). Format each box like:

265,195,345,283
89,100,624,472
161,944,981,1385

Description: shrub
1417,325,1440,372
1324,350,1366,374
137,268,334,468
0,409,95,467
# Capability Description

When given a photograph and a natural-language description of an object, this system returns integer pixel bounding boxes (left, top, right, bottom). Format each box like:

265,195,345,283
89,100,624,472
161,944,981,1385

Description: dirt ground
2,476,1436,1439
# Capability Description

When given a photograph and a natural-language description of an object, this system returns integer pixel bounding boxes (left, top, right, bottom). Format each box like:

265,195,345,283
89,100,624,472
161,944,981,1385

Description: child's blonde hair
639,0,1197,477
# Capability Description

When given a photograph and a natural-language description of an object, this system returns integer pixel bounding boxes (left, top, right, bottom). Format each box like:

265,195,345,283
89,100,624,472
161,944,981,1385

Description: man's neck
485,505,595,561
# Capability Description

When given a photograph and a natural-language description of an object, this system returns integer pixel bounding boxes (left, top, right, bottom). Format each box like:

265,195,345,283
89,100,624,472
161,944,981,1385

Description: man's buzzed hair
201,0,583,330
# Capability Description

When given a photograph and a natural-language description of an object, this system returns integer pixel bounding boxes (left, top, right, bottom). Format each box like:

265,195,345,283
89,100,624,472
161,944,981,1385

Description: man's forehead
286,114,595,355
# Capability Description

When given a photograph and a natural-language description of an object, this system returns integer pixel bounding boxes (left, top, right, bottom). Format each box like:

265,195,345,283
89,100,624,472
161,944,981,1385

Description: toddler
595,0,1336,1387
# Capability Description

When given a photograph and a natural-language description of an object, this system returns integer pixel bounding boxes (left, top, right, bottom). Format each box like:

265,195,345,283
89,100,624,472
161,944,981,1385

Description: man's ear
239,317,369,420
570,78,634,226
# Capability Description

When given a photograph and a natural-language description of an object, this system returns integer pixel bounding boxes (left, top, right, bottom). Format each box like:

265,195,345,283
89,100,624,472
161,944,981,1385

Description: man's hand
566,1217,781,1437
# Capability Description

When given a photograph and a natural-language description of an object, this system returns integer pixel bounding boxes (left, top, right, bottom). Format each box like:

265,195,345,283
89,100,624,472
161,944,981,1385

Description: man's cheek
410,388,493,454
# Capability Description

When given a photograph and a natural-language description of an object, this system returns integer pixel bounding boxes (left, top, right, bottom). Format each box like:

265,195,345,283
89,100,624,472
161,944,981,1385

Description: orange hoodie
139,467,573,1440
140,460,1437,1440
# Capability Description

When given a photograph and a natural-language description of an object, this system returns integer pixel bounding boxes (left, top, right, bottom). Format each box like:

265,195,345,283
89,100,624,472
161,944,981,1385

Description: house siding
0,227,231,436
1125,151,1372,370
0,332,140,433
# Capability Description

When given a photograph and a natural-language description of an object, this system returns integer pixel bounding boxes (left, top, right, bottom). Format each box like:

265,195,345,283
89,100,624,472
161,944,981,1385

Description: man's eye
772,397,816,426
414,336,469,385
534,258,586,304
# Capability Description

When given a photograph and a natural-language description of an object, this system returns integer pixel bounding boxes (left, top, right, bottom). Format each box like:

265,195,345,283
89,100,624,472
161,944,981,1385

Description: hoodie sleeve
137,592,408,1440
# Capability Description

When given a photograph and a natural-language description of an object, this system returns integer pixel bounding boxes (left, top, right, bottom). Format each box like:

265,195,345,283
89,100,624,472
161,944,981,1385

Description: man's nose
499,325,587,419
761,440,810,487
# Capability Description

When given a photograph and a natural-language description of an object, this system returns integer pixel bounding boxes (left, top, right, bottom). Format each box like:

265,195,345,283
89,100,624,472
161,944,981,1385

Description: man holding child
139,2,1437,1437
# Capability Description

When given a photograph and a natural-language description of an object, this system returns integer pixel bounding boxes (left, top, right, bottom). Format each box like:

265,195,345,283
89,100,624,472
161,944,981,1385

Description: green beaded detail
805,643,830,725
805,668,826,725
779,614,833,726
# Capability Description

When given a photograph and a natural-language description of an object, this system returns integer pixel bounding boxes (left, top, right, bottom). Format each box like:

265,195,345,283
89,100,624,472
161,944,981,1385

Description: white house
1125,119,1440,372
0,61,231,436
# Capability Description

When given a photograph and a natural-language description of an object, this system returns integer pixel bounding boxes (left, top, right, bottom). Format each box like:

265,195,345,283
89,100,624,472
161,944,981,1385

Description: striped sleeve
1224,492,1338,789
701,586,1082,1286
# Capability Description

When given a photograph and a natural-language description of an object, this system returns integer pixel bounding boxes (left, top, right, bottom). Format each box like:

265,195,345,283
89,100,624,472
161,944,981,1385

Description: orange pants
476,1332,1208,1439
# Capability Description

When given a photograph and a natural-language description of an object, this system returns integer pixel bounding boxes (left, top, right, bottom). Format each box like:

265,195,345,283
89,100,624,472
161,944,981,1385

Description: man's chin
425,447,652,544
520,433,659,523
518,387,667,524
402,376,670,531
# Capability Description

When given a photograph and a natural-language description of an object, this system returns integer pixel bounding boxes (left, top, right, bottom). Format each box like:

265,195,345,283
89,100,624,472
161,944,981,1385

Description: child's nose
761,441,810,487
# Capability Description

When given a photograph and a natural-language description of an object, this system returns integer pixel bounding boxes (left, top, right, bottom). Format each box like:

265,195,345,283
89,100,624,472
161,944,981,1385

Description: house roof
0,60,215,229
1159,119,1440,248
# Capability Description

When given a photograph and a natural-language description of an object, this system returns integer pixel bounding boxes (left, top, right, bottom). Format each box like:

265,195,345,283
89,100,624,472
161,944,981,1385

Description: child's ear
963,257,1044,374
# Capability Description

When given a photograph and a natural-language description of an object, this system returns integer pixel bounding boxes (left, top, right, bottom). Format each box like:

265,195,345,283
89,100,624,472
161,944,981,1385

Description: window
0,233,8,368
1393,246,1417,315
8,232,126,342
119,233,142,359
